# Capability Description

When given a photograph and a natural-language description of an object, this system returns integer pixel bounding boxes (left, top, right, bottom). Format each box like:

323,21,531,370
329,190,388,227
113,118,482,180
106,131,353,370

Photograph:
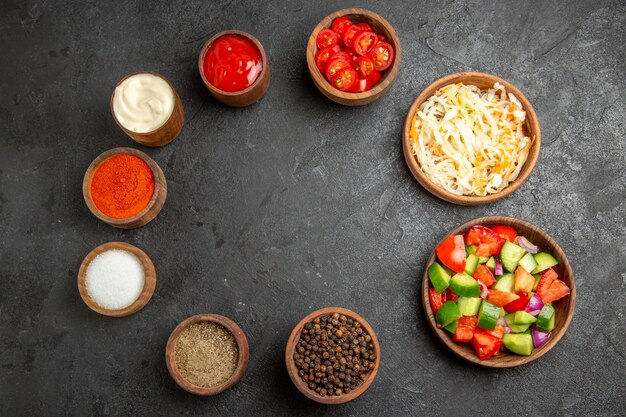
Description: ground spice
174,322,239,388
90,154,155,219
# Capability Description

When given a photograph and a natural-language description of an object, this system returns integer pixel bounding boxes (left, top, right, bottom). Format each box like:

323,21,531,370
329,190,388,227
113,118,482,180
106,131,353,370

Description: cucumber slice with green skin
428,262,451,293
443,320,458,334
505,313,532,333
533,274,541,291
464,254,480,275
492,273,514,293
503,333,534,355
500,241,526,272
513,310,537,325
436,301,461,328
486,256,496,271
478,256,490,264
536,303,556,331
450,273,481,297
457,297,482,316
518,253,538,273
477,300,500,331
532,252,559,273
466,245,477,255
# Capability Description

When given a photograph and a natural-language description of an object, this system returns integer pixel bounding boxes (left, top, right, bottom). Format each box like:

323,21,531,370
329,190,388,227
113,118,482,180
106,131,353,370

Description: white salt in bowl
78,242,156,317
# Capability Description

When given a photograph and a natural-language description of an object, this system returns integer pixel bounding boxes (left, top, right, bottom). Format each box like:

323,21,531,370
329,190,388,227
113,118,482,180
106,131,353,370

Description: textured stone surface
0,0,624,415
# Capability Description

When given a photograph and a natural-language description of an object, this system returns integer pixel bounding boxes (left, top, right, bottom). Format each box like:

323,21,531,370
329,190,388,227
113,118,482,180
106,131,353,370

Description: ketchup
202,34,263,92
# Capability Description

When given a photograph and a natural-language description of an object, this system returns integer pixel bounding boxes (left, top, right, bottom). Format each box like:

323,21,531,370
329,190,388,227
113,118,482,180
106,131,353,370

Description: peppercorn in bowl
285,307,380,404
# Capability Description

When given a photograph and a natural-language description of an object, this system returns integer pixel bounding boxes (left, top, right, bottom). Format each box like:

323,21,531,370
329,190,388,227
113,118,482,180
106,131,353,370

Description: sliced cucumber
478,255,490,264
443,320,458,334
436,301,461,328
505,313,532,333
477,300,500,331
532,252,559,273
513,310,537,325
464,254,480,276
503,333,534,356
492,273,514,293
450,273,481,297
518,252,538,273
428,262,451,293
500,241,526,272
486,256,496,271
465,245,477,255
457,297,482,316
536,303,556,331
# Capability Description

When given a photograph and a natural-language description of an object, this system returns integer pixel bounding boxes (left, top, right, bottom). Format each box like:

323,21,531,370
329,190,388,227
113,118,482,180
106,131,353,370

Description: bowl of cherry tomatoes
306,8,401,106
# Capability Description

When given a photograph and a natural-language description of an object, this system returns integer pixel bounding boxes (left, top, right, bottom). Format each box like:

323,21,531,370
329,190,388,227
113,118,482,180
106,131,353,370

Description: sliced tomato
473,264,496,288
454,315,478,343
315,47,336,72
329,67,357,91
368,41,394,71
354,55,376,79
486,289,520,307
377,34,387,43
436,235,466,273
472,328,503,360
350,70,381,92
491,225,517,242
331,17,352,37
353,31,378,55
504,291,530,312
316,29,339,49
536,269,570,303
325,58,350,80
429,288,444,313
342,25,361,47
356,22,372,32
514,266,535,293
329,51,352,63
489,324,505,339
465,225,506,257
536,268,557,299
442,288,459,303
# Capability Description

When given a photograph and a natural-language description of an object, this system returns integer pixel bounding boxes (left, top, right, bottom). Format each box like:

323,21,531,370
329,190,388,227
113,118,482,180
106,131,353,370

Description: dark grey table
1,0,624,415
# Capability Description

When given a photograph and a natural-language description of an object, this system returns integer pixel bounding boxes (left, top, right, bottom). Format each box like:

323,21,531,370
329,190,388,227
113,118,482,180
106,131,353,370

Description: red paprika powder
90,154,155,219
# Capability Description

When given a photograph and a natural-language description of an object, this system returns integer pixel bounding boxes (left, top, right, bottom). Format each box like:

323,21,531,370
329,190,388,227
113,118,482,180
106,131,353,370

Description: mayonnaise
112,73,175,133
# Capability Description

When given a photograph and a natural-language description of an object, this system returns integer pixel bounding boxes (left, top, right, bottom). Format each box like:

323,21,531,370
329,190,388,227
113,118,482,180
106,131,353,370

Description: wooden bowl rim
306,8,402,101
77,241,156,317
198,30,269,97
110,71,179,136
285,307,380,404
421,216,576,368
402,71,541,205
82,147,165,226
165,313,250,396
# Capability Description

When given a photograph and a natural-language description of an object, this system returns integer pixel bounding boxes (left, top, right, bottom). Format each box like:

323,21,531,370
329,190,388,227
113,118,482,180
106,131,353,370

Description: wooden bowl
111,71,184,147
402,72,541,205
306,8,402,106
198,30,271,107
285,307,380,404
422,216,576,368
83,147,167,229
77,241,156,317
165,314,250,396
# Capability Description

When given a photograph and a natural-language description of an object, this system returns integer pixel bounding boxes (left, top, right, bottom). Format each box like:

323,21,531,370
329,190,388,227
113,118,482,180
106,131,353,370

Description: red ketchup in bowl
202,34,263,92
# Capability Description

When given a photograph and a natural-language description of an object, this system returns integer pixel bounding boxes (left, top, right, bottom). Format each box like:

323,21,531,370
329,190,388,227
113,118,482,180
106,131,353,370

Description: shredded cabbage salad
410,82,532,196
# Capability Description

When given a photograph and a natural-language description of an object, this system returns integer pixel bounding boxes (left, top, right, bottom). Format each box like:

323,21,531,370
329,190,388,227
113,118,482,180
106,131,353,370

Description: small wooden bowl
77,241,156,317
422,216,576,368
111,71,184,147
306,8,402,106
165,314,250,396
402,72,541,205
83,147,167,229
198,30,271,107
285,307,380,404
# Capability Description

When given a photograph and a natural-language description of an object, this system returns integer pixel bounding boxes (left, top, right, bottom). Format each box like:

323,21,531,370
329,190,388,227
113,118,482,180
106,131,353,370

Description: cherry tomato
325,58,350,80
491,225,517,242
329,67,357,91
429,288,444,313
377,34,387,43
315,47,335,72
436,235,466,273
316,29,339,49
344,47,359,62
356,22,372,32
472,328,502,360
329,51,352,63
354,55,376,79
342,25,361,47
368,41,394,71
353,31,378,55
350,71,381,92
331,17,352,37
454,315,478,343
465,225,506,257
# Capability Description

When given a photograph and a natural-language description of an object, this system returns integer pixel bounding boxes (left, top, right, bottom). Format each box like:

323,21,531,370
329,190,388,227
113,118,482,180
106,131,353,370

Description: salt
85,249,145,310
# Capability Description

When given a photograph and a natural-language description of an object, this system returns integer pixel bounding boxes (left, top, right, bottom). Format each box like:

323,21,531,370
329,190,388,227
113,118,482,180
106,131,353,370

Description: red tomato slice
504,291,530,313
342,25,361,47
331,17,352,37
454,315,478,343
329,51,352,63
536,268,557,299
353,31,378,55
325,58,350,80
429,288,443,313
442,288,459,303
472,329,503,360
368,41,394,71
514,266,535,293
436,235,466,273
486,289,520,306
350,70,381,92
491,225,517,242
316,29,339,49
354,55,375,78
465,225,506,257
329,67,357,91
315,47,336,72
473,264,496,288
356,22,372,32
536,269,570,303
489,324,505,339
377,34,387,43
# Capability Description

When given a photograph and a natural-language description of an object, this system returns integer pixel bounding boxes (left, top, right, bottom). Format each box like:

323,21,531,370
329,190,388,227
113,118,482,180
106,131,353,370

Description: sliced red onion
525,294,544,316
532,326,551,348
497,317,513,334
526,309,541,317
495,261,503,276
478,279,489,299
516,236,538,254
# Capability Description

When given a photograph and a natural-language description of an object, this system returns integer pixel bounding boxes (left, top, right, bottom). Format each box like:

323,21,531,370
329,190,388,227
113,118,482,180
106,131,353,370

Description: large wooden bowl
402,72,541,205
306,8,402,106
77,241,156,317
165,314,250,396
285,307,380,404
82,147,167,229
422,216,576,367
198,30,271,107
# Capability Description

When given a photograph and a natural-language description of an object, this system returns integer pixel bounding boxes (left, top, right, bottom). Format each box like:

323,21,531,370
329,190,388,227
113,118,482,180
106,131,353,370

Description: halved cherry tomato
377,34,387,43
465,225,506,257
442,288,459,303
315,47,336,72
429,288,444,313
316,29,339,49
504,291,530,313
472,328,502,360
329,51,352,63
536,268,570,303
486,289,520,306
329,67,357,91
514,266,535,293
354,55,376,78
345,48,359,62
436,235,466,273
473,264,496,288
356,22,372,32
454,315,478,343
342,25,361,47
353,31,378,55
325,58,350,80
368,41,394,71
331,17,352,37
491,225,517,242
